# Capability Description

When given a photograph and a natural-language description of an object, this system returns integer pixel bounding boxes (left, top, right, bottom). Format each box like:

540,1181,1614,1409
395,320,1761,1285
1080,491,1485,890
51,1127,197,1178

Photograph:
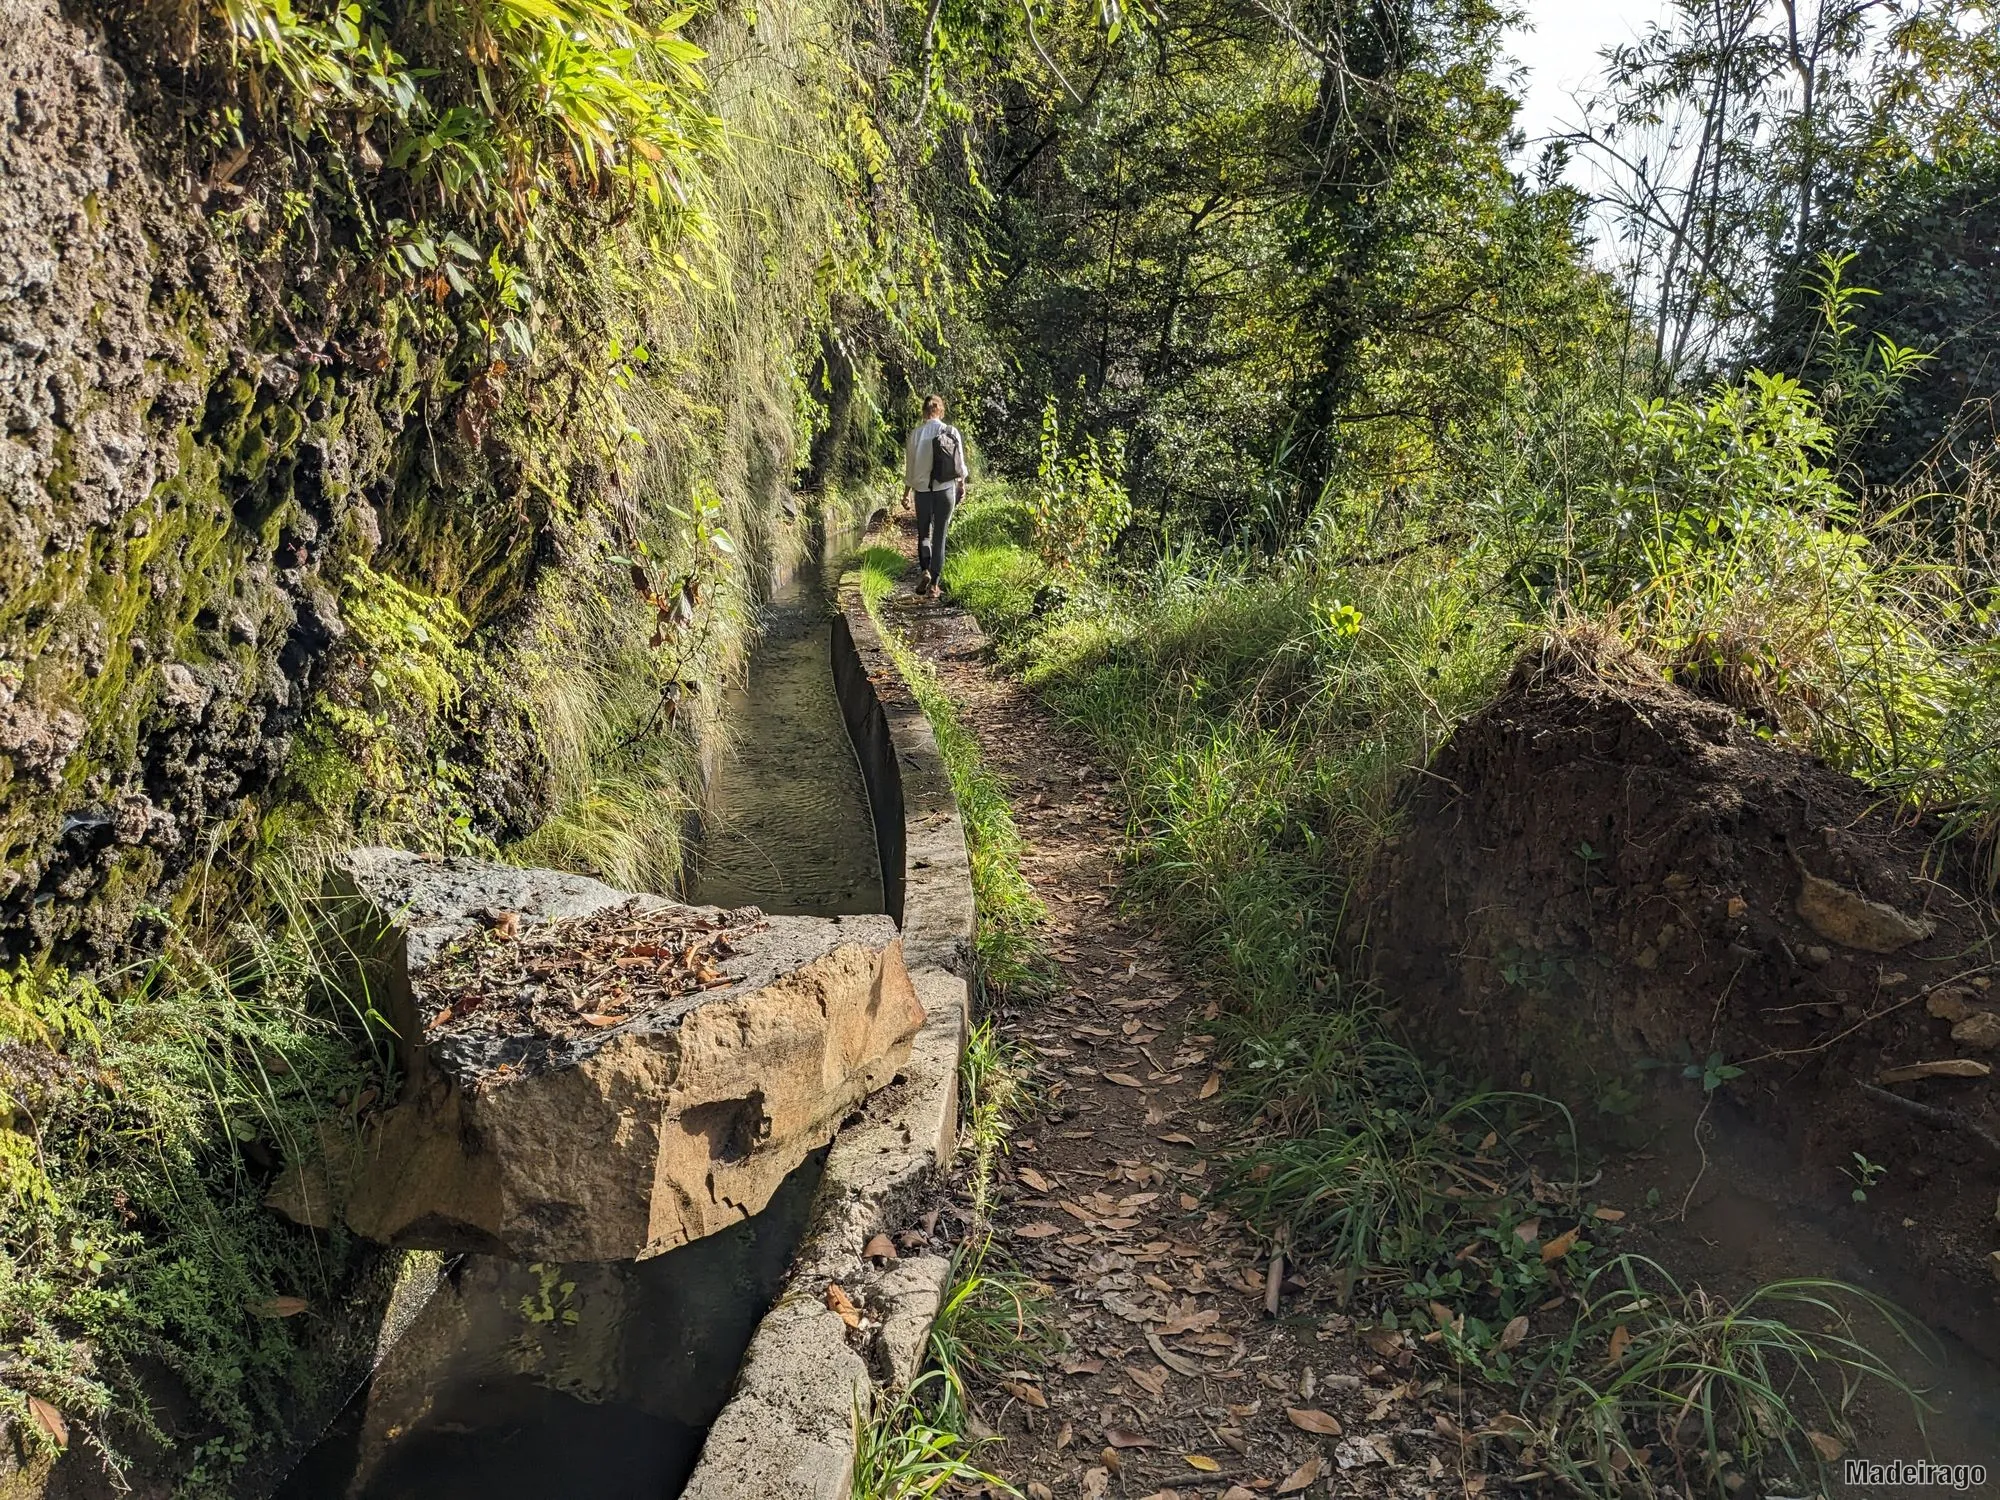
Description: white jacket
904,418,967,494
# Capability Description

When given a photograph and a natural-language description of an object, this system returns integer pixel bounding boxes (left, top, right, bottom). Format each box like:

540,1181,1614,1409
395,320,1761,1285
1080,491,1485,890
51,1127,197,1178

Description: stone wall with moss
0,0,930,969
2,1,392,960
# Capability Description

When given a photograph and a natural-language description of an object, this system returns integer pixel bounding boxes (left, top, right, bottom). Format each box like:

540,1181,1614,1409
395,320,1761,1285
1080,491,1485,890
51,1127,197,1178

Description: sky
1502,0,1679,149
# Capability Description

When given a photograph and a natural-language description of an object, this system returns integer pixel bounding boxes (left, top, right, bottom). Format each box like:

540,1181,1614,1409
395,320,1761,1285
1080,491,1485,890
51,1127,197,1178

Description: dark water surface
274,537,881,1500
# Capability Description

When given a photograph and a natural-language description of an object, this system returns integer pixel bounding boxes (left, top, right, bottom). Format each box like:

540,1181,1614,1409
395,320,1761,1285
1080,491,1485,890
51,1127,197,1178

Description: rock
1949,1011,2000,1051
271,850,925,1261
1795,869,1934,953
1929,987,1979,1023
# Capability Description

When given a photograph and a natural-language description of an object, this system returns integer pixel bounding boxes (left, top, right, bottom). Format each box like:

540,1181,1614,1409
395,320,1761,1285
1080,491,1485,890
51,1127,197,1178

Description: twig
1019,0,1083,103
1264,1225,1286,1318
1855,1081,2000,1160
1675,1090,1716,1222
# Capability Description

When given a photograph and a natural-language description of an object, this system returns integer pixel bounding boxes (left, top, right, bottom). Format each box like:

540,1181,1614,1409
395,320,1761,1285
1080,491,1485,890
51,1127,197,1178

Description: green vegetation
850,1370,1012,1500
0,897,392,1485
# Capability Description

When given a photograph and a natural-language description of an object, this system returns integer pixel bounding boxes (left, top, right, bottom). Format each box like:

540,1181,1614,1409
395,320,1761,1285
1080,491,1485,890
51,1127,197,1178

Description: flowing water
273,536,881,1499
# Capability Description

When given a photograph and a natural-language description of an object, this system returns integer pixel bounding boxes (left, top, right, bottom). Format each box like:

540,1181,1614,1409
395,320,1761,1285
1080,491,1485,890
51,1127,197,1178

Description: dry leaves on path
1277,1454,1325,1493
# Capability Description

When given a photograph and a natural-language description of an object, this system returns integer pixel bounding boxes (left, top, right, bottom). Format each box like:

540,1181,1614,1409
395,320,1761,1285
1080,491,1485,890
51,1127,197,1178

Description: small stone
1950,1012,2000,1051
1633,946,1658,971
1796,869,1933,953
1803,945,1832,967
1929,987,1979,1023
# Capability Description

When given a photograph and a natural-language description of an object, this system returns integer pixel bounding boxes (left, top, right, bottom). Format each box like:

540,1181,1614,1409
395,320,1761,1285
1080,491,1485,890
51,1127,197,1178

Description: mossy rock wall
0,0,418,962
0,0,909,968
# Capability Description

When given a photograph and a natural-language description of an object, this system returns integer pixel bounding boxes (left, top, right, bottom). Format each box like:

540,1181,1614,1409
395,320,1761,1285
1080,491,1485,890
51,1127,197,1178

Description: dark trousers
915,489,956,583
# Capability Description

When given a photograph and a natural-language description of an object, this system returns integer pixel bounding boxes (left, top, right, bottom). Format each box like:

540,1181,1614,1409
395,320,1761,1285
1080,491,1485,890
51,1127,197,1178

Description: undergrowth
848,534,1055,1499
0,876,395,1486
939,486,1944,1495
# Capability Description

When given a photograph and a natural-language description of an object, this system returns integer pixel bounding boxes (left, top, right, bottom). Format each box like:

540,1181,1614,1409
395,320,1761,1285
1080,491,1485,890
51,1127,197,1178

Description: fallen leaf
1105,1072,1146,1088
246,1295,310,1318
1017,1221,1062,1239
1287,1407,1342,1435
1058,1421,1074,1449
1100,1447,1124,1475
1128,1364,1169,1397
1184,1454,1221,1472
1541,1227,1580,1263
1082,1467,1111,1500
1606,1323,1631,1365
1062,1356,1106,1376
26,1397,67,1450
1223,1489,1257,1500
579,1012,623,1028
1498,1315,1529,1352
1002,1380,1048,1409
1807,1431,1845,1461
1158,1132,1197,1145
863,1233,898,1262
1020,1167,1052,1193
824,1283,862,1329
1028,1484,1054,1500
1147,1329,1203,1376
1278,1454,1325,1493
1591,1207,1626,1222
1106,1427,1158,1449
1514,1218,1541,1244
1199,1072,1222,1099
1359,1327,1403,1357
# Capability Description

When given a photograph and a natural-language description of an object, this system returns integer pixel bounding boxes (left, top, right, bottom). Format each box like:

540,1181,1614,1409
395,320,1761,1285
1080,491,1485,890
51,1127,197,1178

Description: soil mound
1364,632,2000,1296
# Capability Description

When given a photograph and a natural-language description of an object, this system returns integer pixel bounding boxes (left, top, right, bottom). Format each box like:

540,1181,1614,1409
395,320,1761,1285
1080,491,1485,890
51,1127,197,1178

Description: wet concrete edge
680,565,977,1500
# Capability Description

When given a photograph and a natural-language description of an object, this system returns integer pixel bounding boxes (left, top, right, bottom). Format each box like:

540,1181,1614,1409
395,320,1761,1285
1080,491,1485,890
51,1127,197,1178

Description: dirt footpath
879,539,1466,1500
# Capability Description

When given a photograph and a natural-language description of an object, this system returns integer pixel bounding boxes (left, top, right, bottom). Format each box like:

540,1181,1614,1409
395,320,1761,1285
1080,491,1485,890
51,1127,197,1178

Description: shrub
1026,399,1132,574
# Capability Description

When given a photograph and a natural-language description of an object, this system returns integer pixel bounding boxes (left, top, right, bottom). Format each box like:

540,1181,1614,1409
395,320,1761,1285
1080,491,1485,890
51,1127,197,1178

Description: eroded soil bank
1365,635,2000,1347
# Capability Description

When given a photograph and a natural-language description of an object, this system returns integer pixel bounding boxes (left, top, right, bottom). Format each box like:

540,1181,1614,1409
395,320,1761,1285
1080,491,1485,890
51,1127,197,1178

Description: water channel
274,536,880,1500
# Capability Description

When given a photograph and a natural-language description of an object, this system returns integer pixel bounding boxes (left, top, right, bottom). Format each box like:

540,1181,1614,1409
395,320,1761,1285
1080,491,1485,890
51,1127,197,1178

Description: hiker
902,394,968,598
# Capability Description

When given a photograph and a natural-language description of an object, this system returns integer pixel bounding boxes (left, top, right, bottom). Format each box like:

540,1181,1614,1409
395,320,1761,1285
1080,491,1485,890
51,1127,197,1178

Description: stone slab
275,850,924,1262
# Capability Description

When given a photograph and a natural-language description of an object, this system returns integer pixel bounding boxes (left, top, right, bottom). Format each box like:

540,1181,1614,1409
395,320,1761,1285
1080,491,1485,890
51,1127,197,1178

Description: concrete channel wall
681,566,976,1500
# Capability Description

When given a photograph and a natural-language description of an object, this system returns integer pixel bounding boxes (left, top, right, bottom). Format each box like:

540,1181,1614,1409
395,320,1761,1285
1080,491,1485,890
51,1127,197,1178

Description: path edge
680,567,975,1500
